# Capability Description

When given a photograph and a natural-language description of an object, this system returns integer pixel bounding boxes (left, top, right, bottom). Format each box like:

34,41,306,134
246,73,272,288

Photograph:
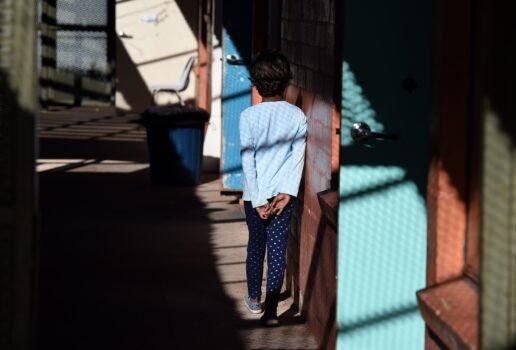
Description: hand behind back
255,193,292,219
270,193,291,215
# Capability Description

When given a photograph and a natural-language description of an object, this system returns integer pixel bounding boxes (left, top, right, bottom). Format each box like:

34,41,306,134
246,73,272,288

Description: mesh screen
37,0,42,23
56,30,108,76
56,0,107,26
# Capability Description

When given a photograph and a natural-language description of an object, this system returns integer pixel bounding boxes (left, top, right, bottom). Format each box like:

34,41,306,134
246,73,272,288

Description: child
239,50,307,326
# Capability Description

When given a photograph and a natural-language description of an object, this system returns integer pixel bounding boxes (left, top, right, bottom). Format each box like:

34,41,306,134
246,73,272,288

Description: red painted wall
281,1,339,348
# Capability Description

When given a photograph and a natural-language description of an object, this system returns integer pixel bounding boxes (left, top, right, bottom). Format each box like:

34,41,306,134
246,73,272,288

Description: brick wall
281,0,338,348
281,0,335,100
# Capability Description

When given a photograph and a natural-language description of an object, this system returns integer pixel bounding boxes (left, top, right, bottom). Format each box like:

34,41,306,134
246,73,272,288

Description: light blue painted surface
221,0,252,190
338,166,426,349
337,0,433,347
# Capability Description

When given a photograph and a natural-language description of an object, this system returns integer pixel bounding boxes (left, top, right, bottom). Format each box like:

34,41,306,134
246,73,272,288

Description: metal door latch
351,122,400,143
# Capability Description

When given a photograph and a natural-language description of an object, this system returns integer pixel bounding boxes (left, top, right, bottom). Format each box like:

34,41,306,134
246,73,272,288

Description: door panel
221,0,252,190
337,1,433,349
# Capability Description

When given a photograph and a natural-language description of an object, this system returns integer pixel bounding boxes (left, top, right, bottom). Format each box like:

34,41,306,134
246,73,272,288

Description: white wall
202,39,222,172
116,0,222,172
116,0,198,111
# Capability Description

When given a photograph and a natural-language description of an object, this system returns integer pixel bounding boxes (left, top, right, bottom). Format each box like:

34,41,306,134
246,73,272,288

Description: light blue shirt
239,101,307,208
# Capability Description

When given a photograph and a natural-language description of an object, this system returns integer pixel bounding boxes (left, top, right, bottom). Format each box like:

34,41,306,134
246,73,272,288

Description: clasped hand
255,193,291,219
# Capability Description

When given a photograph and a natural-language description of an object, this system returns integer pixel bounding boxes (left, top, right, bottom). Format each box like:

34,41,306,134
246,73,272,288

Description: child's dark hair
250,50,292,97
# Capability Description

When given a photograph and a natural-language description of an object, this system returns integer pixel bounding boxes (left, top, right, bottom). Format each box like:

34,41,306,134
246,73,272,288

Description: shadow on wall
337,0,433,346
116,35,153,113
174,0,200,36
338,54,431,347
486,2,516,141
115,0,204,114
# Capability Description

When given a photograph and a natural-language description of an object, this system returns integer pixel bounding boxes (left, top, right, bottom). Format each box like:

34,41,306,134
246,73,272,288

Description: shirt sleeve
239,112,268,208
279,114,308,197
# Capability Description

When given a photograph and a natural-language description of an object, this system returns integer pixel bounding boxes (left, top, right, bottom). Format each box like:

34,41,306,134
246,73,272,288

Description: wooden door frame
196,0,213,113
417,0,481,348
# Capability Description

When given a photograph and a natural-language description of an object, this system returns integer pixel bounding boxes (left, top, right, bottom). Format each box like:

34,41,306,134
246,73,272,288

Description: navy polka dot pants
244,200,294,300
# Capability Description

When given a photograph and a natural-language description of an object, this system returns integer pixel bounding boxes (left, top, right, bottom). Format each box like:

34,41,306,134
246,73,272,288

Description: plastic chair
150,56,196,105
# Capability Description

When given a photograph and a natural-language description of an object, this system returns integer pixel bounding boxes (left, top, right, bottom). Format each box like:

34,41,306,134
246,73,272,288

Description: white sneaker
244,295,263,314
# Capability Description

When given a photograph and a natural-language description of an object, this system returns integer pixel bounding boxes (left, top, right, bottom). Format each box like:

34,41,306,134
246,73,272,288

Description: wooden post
197,0,213,112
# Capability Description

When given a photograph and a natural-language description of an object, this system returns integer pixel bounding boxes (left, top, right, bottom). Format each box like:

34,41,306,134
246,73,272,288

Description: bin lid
141,105,210,127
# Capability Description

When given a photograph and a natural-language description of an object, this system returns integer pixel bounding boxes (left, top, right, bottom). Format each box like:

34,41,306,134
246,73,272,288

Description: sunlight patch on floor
37,159,149,173
67,160,149,173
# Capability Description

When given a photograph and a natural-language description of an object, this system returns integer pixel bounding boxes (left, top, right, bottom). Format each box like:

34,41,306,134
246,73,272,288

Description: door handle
351,122,400,143
226,54,245,65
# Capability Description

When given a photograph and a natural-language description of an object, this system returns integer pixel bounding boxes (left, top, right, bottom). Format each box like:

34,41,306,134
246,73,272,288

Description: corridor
36,109,317,350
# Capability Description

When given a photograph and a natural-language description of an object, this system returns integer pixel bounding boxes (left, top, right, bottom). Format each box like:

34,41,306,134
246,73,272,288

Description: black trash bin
141,105,209,186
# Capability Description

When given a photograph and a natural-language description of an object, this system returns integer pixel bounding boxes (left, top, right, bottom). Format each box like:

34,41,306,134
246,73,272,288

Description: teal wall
337,1,433,348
